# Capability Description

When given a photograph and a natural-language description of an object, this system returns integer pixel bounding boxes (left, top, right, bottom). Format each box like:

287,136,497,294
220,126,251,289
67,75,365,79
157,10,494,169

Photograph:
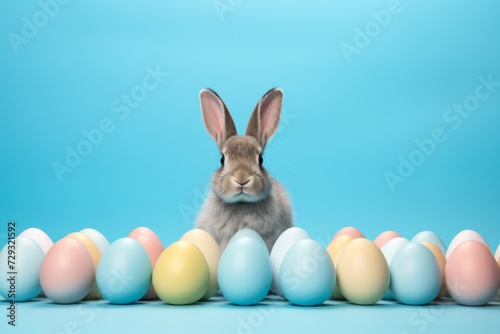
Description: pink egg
334,226,365,239
128,227,163,249
445,240,500,306
374,231,401,249
40,238,94,304
135,235,163,267
496,245,500,299
134,235,164,300
446,229,489,259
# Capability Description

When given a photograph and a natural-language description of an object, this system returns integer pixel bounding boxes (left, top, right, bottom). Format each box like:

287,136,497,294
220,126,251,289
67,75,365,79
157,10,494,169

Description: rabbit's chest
219,203,276,231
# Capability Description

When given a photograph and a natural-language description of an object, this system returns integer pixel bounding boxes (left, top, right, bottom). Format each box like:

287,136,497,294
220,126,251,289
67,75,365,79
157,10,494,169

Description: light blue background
1,1,499,250
1,1,500,334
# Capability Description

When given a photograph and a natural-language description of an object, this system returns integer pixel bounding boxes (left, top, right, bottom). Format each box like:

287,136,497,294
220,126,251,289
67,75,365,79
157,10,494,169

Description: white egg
269,227,310,296
19,228,53,254
80,228,110,255
381,237,409,299
446,230,489,259
381,237,410,265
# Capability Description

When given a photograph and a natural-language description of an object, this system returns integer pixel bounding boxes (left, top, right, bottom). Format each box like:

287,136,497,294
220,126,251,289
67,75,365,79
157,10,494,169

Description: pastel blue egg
280,239,335,306
218,234,272,305
228,229,269,254
381,237,410,300
0,236,44,301
411,231,446,255
390,242,441,305
96,238,152,304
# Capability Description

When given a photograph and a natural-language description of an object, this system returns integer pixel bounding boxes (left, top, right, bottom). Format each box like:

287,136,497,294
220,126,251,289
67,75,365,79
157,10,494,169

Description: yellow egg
336,238,389,305
421,241,447,298
326,235,354,299
153,241,209,305
66,232,102,300
180,229,220,300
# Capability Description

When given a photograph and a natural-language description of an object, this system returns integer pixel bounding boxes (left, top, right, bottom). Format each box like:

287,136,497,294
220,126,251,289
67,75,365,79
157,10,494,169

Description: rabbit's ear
245,88,283,148
200,89,237,149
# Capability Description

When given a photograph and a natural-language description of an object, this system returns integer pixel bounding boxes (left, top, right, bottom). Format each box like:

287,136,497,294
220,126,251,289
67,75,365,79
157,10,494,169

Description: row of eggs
272,228,500,306
0,227,499,307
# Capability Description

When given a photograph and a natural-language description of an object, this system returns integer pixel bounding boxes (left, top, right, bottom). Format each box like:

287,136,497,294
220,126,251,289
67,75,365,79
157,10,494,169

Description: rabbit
196,88,293,252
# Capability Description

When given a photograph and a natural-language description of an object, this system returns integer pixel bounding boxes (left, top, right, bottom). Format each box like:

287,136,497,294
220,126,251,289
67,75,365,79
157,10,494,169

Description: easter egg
411,231,446,255
381,238,410,266
381,237,410,299
496,245,500,298
153,241,209,305
446,230,489,259
445,240,499,306
180,229,220,300
336,238,389,305
128,227,163,300
269,227,310,296
421,241,447,298
133,235,163,300
0,236,44,301
66,232,102,300
390,242,441,305
334,226,365,239
228,229,268,253
280,239,334,306
218,232,272,305
326,235,354,299
40,238,94,304
374,231,401,249
19,228,53,254
80,228,110,254
128,227,163,250
96,238,152,304
136,235,162,258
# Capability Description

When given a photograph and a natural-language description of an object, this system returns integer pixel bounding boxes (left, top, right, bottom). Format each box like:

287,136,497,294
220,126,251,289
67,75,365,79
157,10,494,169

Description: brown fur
196,88,293,251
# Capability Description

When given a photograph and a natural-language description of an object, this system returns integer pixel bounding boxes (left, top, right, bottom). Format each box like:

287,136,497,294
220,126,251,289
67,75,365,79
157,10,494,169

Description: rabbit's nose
234,179,250,189
235,179,250,186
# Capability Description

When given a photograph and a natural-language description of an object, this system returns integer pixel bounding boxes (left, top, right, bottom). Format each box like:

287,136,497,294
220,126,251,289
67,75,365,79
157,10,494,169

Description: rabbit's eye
220,155,225,166
259,155,263,166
